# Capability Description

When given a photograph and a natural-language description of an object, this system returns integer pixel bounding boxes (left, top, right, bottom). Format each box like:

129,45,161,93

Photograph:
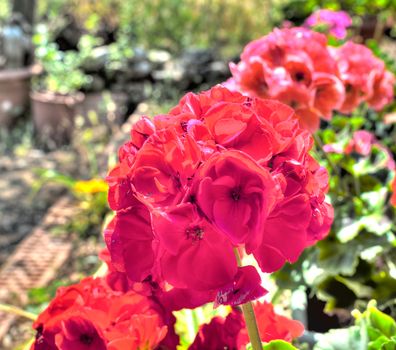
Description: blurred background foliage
0,0,391,55
1,0,277,54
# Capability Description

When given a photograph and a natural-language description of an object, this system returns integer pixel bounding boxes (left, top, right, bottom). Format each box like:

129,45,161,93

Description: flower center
180,121,188,132
243,97,253,107
290,100,298,109
345,83,353,93
186,226,204,241
230,187,241,201
294,72,305,82
80,334,93,345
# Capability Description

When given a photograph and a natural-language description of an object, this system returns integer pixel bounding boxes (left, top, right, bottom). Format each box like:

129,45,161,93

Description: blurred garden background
0,0,395,349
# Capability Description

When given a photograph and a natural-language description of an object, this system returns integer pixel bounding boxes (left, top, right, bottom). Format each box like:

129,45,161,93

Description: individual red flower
252,153,332,272
229,58,288,100
131,127,201,207
214,266,267,307
104,200,156,282
189,309,245,350
311,73,345,120
367,70,395,111
106,162,136,211
331,42,393,113
190,301,304,349
31,278,170,350
253,193,312,272
153,203,238,291
55,316,106,350
255,301,304,342
129,116,156,150
193,150,278,248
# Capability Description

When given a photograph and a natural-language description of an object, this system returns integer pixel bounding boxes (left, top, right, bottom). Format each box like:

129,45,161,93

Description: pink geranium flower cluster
331,42,395,113
324,130,395,171
104,85,333,307
304,9,352,39
227,28,395,132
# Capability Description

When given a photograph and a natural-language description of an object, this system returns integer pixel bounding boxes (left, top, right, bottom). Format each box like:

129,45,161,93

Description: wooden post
10,0,36,66
12,0,36,27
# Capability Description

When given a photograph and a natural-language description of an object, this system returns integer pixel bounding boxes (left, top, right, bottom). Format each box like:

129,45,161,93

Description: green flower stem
313,133,349,196
0,303,37,321
234,248,262,350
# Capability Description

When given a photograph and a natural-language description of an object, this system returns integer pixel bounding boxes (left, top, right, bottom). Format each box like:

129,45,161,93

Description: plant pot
30,91,84,148
0,66,35,128
77,91,129,127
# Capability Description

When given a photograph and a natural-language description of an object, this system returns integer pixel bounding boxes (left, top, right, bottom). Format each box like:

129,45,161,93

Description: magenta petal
254,244,288,273
213,199,249,244
214,266,267,307
161,288,215,311
253,194,312,273
174,231,237,290
152,210,186,255
106,205,155,282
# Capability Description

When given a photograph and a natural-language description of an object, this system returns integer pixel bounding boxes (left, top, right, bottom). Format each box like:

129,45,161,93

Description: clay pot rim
0,64,42,81
30,90,85,106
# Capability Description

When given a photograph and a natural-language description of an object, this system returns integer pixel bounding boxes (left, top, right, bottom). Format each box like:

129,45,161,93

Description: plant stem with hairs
234,248,262,350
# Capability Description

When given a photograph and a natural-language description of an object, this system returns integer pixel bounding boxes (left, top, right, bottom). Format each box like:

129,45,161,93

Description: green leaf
368,335,396,350
317,240,360,276
337,219,362,243
368,307,396,338
262,340,298,350
334,276,373,299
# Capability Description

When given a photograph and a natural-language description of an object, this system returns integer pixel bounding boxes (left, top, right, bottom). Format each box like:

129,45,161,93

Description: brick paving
0,197,76,341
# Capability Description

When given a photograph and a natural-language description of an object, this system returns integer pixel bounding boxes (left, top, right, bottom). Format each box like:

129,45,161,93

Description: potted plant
79,31,150,127
0,13,36,128
31,25,90,147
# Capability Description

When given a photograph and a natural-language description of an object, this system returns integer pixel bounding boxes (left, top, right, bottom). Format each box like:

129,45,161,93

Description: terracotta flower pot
0,66,35,128
30,91,84,147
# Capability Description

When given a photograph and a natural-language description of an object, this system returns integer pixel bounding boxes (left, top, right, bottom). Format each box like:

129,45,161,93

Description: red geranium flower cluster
227,28,395,132
190,301,304,349
105,85,333,308
31,277,174,350
331,42,395,113
227,27,345,132
391,178,396,207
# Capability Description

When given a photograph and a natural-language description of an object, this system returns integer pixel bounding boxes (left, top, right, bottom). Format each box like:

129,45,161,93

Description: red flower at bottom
55,317,106,350
252,301,304,343
189,309,245,350
190,301,304,349
31,278,169,350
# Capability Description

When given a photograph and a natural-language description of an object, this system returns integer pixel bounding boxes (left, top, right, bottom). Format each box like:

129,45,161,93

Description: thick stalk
233,248,262,350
